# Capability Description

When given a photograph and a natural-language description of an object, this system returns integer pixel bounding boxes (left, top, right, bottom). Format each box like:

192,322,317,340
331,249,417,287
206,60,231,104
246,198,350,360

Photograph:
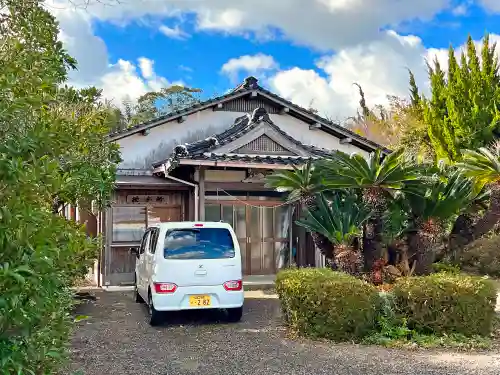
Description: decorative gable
214,117,312,157
233,134,297,155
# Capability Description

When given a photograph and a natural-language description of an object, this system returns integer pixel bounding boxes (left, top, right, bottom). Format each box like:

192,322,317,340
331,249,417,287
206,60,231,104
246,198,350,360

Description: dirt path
67,291,500,375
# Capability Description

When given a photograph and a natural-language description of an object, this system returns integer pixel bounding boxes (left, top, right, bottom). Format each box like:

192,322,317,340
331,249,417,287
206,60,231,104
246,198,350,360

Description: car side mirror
130,247,139,258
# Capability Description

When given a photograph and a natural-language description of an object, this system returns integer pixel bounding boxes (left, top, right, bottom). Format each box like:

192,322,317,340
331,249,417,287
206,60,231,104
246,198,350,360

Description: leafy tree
419,34,500,162
318,149,423,270
0,0,119,373
296,193,371,275
456,143,500,240
265,160,331,259
128,85,202,126
345,86,433,161
401,166,477,274
265,160,325,208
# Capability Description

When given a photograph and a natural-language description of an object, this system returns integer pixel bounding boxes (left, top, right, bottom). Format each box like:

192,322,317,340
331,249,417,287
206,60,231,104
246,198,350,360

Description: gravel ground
67,291,500,375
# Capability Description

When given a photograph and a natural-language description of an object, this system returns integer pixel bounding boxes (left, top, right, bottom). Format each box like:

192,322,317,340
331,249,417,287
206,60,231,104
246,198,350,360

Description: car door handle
194,270,207,276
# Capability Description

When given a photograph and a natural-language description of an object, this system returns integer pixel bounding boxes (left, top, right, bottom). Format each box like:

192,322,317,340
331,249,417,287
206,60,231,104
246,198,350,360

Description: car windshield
163,228,235,259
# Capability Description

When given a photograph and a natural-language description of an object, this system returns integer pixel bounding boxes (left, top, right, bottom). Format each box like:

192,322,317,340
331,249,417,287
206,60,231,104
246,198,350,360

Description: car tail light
194,223,204,227
154,282,177,294
223,280,242,291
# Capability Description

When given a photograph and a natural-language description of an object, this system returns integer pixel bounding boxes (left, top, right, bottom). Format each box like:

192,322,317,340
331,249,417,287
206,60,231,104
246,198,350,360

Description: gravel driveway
68,291,500,375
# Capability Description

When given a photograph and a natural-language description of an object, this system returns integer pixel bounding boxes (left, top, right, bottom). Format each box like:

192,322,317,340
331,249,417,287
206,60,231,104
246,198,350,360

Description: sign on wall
125,195,173,204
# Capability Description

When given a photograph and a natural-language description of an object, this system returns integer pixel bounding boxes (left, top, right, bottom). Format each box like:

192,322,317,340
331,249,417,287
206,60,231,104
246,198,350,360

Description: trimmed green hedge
393,273,497,336
276,268,381,341
459,235,500,277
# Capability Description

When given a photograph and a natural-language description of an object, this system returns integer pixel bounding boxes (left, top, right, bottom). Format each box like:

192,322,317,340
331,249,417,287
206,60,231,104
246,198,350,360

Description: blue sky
93,16,324,97
50,0,500,120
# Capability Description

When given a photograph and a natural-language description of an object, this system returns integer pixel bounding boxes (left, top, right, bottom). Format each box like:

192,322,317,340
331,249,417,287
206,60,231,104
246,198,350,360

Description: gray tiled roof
109,76,389,154
152,107,335,172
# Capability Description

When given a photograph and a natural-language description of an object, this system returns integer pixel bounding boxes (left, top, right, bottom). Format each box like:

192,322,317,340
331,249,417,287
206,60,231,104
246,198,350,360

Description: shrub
459,235,500,277
393,273,497,336
0,1,118,373
276,268,381,341
432,262,461,275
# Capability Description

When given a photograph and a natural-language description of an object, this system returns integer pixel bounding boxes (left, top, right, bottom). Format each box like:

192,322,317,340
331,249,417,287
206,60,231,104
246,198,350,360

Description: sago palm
265,159,329,262
456,143,500,239
296,193,372,275
319,149,423,208
317,149,423,269
401,167,476,274
265,159,324,209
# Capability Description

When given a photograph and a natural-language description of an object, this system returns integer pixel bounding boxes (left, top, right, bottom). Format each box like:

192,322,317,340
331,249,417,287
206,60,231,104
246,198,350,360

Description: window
164,228,235,260
139,230,151,255
112,206,147,242
149,228,159,254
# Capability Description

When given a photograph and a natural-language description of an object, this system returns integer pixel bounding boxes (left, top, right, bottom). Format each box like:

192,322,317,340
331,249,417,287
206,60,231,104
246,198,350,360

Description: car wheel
226,306,243,323
148,291,163,326
134,277,144,303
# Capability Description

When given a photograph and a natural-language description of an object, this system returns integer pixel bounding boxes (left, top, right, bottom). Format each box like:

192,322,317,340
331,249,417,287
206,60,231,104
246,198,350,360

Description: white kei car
131,221,244,326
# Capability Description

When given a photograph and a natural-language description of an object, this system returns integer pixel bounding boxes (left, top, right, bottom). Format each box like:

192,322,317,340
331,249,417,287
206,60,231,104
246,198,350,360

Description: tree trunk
472,184,500,239
362,215,383,272
448,213,474,260
410,220,442,275
311,232,334,261
409,231,434,275
334,244,363,276
448,185,500,258
361,188,386,272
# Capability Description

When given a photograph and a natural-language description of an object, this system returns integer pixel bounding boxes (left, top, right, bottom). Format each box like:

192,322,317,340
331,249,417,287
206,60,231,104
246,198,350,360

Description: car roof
150,221,233,230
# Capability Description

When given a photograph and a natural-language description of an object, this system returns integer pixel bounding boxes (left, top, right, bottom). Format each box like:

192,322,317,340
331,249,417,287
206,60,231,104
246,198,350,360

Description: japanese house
75,76,385,286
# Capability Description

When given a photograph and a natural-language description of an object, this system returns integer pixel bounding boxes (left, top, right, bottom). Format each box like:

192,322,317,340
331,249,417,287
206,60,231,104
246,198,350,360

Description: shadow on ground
67,291,500,375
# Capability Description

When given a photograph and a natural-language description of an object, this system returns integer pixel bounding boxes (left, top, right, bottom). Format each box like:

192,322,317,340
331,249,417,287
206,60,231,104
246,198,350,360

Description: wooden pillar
199,167,206,221
70,205,77,221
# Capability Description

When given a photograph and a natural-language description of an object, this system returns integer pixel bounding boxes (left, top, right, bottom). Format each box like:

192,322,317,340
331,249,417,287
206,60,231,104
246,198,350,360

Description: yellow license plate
189,295,211,307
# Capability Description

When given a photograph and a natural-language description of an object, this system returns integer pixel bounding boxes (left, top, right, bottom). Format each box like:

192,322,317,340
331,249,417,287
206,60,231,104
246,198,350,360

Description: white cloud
48,0,454,51
266,31,500,122
480,0,500,12
44,1,177,107
179,65,193,72
96,58,172,106
159,24,190,39
138,57,154,79
221,54,278,82
268,31,429,121
43,0,500,120
451,4,468,15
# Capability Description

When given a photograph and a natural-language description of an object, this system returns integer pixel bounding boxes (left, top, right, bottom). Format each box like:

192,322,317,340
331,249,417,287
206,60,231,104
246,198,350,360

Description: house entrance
105,189,186,286
205,197,292,275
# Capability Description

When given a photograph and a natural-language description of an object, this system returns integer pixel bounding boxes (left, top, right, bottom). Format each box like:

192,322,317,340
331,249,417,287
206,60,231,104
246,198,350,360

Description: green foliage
345,89,433,161
432,262,461,274
0,0,119,373
319,149,422,195
418,34,500,162
457,144,500,189
122,85,202,127
401,166,476,234
459,235,500,277
296,192,371,248
265,159,324,205
393,273,497,336
276,268,381,341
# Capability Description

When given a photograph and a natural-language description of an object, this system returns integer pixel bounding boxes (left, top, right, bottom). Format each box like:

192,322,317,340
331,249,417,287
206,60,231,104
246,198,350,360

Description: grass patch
362,331,492,350
360,289,495,351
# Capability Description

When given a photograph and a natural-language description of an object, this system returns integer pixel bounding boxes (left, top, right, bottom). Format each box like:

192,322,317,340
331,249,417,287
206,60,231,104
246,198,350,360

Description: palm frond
265,159,325,203
296,193,372,246
457,146,500,187
402,167,476,222
318,148,425,192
